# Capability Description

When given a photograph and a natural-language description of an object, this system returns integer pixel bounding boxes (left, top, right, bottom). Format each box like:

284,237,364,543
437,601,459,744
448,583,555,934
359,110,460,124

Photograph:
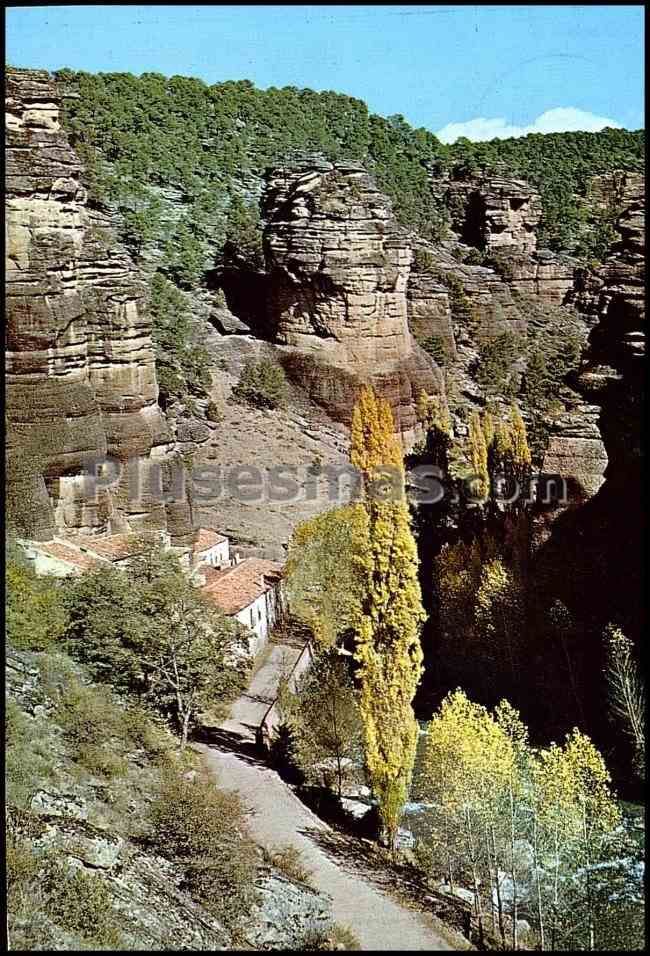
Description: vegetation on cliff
55,69,644,271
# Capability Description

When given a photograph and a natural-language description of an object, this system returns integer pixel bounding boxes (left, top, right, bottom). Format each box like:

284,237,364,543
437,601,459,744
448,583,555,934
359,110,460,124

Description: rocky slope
5,68,194,544
6,644,334,951
5,69,643,578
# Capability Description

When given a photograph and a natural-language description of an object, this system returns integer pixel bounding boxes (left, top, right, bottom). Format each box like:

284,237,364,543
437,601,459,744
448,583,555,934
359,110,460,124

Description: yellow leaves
533,728,621,839
349,384,426,845
422,689,517,817
416,389,452,437
285,504,369,647
509,403,532,467
350,385,402,480
468,410,490,500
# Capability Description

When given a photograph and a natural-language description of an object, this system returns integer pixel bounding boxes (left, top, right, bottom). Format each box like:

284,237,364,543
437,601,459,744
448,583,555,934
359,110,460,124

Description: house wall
196,540,230,568
235,584,281,657
22,548,80,578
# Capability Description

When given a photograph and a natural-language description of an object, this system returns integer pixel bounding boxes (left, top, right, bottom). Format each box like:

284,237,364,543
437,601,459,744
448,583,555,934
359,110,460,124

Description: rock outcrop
5,69,194,543
262,159,441,438
536,173,645,639
435,169,577,305
439,170,542,255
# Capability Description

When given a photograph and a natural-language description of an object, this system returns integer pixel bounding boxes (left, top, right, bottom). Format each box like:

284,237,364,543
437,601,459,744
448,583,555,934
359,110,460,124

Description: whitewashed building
200,557,284,656
192,528,230,569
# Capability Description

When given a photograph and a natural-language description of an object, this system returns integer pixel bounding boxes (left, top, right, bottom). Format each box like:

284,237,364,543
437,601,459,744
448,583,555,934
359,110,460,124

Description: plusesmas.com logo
79,456,568,508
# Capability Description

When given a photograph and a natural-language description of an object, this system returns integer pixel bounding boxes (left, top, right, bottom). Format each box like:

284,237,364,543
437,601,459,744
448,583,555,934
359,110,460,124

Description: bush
462,247,486,266
232,358,288,409
42,860,122,947
205,399,223,423
419,335,448,365
75,744,128,779
54,679,127,747
7,836,123,949
412,247,436,273
264,844,315,887
149,769,258,927
474,330,521,395
149,272,212,407
6,709,57,808
297,922,362,951
6,559,68,652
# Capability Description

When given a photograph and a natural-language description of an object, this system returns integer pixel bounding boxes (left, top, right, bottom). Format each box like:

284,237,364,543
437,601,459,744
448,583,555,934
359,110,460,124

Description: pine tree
350,385,425,851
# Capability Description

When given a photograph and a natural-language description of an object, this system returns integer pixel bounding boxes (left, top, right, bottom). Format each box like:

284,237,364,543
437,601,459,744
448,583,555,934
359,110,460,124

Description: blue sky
6,4,645,141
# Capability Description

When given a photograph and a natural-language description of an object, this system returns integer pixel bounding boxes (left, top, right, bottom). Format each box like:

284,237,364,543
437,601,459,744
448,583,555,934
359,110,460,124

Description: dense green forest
55,69,644,264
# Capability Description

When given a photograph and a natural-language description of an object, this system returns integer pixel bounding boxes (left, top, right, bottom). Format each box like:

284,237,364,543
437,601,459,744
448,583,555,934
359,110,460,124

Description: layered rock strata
5,69,194,543
536,173,644,637
262,160,441,438
439,170,542,255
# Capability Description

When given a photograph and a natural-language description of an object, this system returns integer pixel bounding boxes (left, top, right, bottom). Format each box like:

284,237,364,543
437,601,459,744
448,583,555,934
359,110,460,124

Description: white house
192,528,230,569
200,557,284,656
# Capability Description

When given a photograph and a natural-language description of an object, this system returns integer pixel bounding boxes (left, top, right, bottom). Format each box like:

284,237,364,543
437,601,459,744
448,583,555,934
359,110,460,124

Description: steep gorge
5,69,195,544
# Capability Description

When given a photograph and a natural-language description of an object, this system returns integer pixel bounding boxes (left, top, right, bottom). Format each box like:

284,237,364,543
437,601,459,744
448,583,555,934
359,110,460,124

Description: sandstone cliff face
262,160,440,438
535,173,644,639
440,171,542,255
435,170,577,306
5,69,194,543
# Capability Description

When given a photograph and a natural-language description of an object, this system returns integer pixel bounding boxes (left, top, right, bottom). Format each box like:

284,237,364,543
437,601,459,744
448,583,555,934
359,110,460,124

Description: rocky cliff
261,159,441,438
535,172,645,639
5,69,194,543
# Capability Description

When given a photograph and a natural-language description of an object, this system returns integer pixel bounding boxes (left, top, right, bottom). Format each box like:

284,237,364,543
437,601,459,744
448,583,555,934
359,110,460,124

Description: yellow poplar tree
420,689,516,925
532,729,620,950
468,410,490,502
350,385,425,851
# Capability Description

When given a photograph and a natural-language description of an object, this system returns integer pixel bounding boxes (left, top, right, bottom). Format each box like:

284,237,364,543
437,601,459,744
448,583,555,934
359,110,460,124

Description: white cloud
436,107,623,144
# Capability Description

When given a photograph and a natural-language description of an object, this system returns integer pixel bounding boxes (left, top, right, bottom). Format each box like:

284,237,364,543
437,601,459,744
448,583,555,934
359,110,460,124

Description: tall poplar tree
350,385,426,851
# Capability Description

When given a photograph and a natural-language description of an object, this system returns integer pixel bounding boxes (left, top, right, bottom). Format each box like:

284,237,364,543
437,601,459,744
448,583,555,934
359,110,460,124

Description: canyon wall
5,69,194,543
262,159,441,438
535,172,644,639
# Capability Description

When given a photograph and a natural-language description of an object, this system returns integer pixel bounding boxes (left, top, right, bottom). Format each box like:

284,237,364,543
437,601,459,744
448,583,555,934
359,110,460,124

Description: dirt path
197,638,463,951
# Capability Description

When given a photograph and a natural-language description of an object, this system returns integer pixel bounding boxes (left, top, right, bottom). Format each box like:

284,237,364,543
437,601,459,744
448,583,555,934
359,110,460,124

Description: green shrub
232,358,288,410
149,769,258,927
297,922,362,951
419,335,448,365
6,708,57,808
54,679,127,747
475,330,521,395
6,697,27,747
7,837,123,950
75,744,128,779
412,247,436,273
41,856,122,947
463,247,486,266
205,399,223,423
150,272,212,407
6,559,68,652
264,844,315,887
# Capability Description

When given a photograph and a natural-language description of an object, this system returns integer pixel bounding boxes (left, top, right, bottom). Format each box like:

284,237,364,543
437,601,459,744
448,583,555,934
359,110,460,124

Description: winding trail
196,638,463,951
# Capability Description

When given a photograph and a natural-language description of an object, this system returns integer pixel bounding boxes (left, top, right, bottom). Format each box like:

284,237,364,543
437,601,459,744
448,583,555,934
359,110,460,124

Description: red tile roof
66,533,155,562
201,557,283,616
35,542,100,572
194,528,228,552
